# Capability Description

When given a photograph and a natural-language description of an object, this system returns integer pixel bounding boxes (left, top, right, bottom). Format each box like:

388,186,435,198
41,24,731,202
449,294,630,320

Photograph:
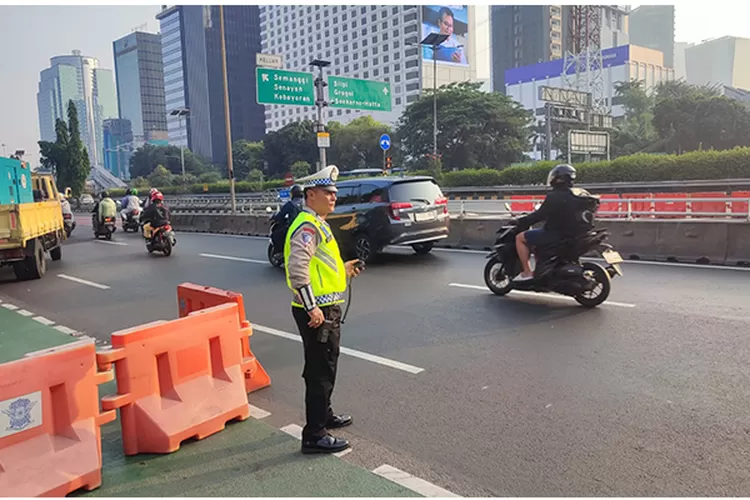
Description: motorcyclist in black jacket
513,164,595,282
271,184,304,253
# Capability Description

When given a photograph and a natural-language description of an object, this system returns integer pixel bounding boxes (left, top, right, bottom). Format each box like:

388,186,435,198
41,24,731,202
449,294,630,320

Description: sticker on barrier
0,339,116,497
97,303,251,456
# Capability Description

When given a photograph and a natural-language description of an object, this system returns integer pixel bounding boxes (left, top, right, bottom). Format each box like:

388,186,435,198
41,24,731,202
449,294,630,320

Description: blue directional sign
278,189,290,201
379,134,391,151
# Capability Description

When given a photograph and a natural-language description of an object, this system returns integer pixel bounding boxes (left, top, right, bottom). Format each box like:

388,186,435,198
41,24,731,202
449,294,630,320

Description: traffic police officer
283,165,362,454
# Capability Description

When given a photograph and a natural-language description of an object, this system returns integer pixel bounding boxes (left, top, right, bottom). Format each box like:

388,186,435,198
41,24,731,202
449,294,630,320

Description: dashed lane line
253,324,425,375
248,404,271,419
200,253,267,265
373,464,461,497
58,274,111,290
95,240,128,246
448,282,637,309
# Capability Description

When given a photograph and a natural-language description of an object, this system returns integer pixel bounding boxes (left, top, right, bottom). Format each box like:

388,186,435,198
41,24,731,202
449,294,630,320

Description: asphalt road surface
1,222,749,496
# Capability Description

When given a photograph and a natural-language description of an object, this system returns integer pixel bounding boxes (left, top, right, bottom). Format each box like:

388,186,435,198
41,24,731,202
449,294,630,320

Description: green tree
652,81,750,153
38,101,90,197
129,144,206,178
263,120,318,176
611,79,658,157
396,81,532,171
148,165,173,187
328,116,392,170
233,140,264,180
290,160,311,179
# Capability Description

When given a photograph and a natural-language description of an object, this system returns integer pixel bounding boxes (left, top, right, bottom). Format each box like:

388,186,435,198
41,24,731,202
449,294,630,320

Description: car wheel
412,242,434,255
355,233,377,264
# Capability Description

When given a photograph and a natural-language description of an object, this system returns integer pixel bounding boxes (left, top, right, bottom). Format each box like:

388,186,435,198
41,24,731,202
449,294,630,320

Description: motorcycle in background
122,209,141,232
93,216,116,241
144,222,176,256
266,206,284,268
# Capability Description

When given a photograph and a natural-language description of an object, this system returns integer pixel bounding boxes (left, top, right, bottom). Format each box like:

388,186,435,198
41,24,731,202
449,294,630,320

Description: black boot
301,434,350,454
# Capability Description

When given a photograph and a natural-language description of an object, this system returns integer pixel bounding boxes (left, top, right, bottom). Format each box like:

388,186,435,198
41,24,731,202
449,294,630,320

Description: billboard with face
421,5,469,66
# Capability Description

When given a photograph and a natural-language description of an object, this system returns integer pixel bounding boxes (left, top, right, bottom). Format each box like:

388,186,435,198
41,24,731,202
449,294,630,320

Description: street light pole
219,4,236,214
310,59,331,172
432,46,438,159
178,114,185,178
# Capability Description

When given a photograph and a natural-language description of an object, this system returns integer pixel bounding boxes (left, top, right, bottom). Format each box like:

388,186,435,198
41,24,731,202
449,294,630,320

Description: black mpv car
327,176,450,263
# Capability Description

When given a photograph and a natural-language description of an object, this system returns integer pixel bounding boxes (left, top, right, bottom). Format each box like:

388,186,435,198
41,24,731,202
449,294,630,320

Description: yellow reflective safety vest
284,211,347,308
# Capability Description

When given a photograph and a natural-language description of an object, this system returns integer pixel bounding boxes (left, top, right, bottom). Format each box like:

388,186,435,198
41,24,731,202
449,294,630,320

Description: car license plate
414,211,436,222
603,249,623,264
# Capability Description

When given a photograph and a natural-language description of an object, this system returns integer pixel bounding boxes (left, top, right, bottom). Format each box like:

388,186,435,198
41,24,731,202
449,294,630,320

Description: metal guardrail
454,197,750,221
165,196,750,221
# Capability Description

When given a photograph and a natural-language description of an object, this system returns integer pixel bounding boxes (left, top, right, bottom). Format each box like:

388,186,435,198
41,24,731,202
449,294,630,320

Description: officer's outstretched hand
345,259,364,278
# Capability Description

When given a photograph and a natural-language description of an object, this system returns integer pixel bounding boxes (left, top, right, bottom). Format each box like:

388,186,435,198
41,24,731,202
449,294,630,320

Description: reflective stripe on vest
283,211,347,308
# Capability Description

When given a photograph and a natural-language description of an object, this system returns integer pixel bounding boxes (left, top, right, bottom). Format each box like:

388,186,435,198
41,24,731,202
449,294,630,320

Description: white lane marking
281,423,302,440
587,257,750,272
253,324,425,375
54,325,79,335
248,405,271,419
33,316,55,326
95,240,128,246
372,464,460,497
200,253,267,265
2,303,19,310
16,309,34,317
448,283,637,309
58,274,111,290
185,232,267,241
280,423,352,457
431,247,750,272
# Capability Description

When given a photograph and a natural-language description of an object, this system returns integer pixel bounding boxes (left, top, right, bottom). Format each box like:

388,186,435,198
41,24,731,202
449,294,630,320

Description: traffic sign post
284,173,294,187
317,132,330,148
328,76,392,112
380,134,391,172
256,68,315,107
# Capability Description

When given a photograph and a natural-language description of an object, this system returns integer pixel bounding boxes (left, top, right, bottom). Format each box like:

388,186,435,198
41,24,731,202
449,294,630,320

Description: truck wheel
14,239,46,280
50,246,62,261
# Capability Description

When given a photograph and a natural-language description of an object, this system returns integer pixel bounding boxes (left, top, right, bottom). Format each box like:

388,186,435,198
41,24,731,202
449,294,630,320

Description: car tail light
388,202,412,220
435,197,448,214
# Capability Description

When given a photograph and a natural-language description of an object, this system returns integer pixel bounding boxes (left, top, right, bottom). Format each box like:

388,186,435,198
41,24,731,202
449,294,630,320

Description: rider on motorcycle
512,164,596,282
120,188,141,222
91,191,117,233
140,190,171,240
271,184,304,254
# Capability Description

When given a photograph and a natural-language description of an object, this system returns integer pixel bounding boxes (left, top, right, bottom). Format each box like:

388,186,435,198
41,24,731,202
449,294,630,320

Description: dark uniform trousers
292,304,342,441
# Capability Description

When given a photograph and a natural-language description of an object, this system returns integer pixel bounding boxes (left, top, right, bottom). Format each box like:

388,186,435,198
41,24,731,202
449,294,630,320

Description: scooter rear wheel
574,262,611,308
484,256,514,296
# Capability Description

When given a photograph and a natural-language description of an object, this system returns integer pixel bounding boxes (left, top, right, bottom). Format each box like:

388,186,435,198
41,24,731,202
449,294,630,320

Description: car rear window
388,180,444,204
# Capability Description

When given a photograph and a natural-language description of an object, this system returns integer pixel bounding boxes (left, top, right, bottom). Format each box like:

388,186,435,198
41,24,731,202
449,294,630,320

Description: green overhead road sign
328,76,392,112
256,68,315,106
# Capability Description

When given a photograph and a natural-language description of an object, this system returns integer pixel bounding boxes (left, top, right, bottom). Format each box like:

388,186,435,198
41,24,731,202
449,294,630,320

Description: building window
396,97,402,105
364,71,369,78
373,68,380,76
407,94,419,103
406,71,419,80
406,59,419,68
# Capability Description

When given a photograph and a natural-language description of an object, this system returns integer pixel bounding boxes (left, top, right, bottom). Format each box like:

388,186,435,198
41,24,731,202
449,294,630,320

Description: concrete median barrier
170,213,749,266
725,223,750,265
654,221,729,264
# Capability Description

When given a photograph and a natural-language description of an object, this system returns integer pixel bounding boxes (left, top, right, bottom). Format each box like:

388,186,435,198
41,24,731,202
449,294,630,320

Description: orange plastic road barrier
509,195,535,214
177,283,271,393
97,303,251,456
730,191,750,217
0,339,116,497
689,192,728,218
597,194,623,218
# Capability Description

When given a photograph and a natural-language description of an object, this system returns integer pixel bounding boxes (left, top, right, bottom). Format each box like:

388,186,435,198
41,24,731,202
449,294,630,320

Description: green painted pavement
81,386,418,498
0,305,76,363
1,305,417,498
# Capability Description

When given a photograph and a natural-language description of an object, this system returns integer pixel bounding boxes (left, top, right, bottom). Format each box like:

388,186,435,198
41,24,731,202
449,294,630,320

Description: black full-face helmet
547,164,577,187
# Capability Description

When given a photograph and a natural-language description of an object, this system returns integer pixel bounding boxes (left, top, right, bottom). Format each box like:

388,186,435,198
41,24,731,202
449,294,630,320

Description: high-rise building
102,118,133,180
155,5,264,164
629,5,674,68
36,50,118,166
259,5,485,132
685,36,750,91
673,41,691,81
505,44,674,159
491,5,629,94
113,31,168,146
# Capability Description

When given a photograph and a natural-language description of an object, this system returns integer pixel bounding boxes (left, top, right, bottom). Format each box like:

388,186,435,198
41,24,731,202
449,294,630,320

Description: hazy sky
1,2,749,167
